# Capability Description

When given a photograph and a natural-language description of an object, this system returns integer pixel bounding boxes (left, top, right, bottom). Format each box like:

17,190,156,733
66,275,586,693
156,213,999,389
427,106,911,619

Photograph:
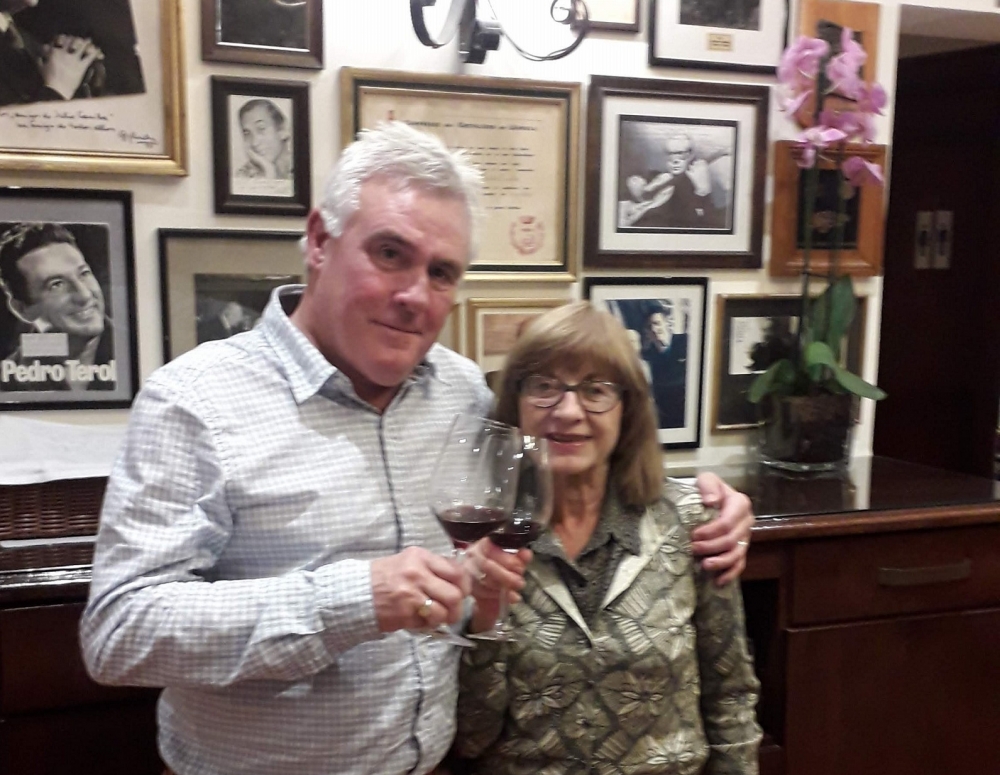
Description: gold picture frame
0,0,187,175
464,298,565,373
769,141,886,278
341,68,581,281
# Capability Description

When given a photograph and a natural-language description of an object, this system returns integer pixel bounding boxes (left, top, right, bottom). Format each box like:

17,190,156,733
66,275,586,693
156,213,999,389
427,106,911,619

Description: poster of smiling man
0,188,137,409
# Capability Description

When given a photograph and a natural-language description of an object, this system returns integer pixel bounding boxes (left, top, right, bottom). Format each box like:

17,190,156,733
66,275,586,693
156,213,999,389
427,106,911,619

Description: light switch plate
914,211,933,269
933,210,953,270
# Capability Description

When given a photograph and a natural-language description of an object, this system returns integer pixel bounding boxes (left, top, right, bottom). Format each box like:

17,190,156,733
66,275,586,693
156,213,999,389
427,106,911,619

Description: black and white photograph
0,188,137,409
585,76,767,270
617,117,736,233
211,76,311,216
680,0,761,30
0,0,145,109
650,0,787,73
159,228,304,361
711,294,866,430
0,1,186,175
201,0,324,69
585,276,708,449
229,95,295,199
195,273,297,345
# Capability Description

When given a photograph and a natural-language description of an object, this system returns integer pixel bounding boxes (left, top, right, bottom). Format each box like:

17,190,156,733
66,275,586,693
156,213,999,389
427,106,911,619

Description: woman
455,301,761,775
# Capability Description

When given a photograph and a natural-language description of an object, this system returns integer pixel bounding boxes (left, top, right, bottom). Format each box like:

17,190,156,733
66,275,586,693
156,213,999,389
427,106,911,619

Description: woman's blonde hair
493,301,663,508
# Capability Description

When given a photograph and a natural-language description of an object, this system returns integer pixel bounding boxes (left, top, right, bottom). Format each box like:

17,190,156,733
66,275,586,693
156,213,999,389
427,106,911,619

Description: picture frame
770,141,886,277
158,229,304,361
211,77,311,217
577,0,640,32
201,0,323,69
796,0,881,127
0,0,186,175
584,76,768,270
0,188,138,410
711,294,867,431
585,277,708,450
464,298,566,375
341,68,581,281
649,0,789,74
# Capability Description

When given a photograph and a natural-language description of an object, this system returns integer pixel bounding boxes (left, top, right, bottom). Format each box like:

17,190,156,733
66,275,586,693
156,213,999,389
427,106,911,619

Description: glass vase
757,393,853,473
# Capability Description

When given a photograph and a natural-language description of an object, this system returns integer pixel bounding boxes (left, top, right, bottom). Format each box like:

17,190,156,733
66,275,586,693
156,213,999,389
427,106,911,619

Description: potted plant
748,30,887,472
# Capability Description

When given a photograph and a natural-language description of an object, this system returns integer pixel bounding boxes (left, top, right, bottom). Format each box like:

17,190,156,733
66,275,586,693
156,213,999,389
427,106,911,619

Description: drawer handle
877,558,972,587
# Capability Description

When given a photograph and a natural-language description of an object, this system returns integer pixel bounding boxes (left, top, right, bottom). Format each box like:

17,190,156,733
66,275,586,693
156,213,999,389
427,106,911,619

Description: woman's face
518,366,623,484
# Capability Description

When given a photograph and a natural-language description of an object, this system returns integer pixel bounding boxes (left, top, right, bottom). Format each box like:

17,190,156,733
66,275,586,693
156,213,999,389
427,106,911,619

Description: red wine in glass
488,508,541,550
436,504,510,548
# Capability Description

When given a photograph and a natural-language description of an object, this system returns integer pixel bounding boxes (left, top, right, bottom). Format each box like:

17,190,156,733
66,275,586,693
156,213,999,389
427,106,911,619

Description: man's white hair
315,121,484,259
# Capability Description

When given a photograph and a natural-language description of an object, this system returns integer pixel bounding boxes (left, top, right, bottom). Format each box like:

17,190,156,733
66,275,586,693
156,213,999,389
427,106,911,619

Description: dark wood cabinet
739,458,1000,775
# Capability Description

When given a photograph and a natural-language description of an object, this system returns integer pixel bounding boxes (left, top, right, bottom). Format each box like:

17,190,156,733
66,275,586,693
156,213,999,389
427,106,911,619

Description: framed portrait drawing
711,294,867,431
649,0,789,73
585,76,767,270
0,188,138,410
796,0,880,126
158,229,304,361
201,0,323,69
577,0,640,32
770,141,886,277
0,0,186,175
464,298,566,376
585,277,708,450
342,68,581,281
211,77,311,217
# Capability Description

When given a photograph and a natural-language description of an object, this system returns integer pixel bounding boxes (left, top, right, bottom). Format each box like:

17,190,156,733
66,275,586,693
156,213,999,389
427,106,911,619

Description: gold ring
417,598,434,618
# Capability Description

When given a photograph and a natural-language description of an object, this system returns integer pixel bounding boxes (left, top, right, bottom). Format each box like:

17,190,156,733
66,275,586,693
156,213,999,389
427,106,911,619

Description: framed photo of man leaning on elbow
0,188,138,409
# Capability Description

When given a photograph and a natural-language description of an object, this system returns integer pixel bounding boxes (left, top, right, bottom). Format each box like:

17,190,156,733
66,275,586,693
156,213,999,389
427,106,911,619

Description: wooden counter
730,457,1000,775
1,458,997,774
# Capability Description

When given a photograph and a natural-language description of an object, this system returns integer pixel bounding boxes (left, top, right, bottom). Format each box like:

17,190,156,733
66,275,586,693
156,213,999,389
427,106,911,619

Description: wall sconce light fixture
410,0,590,64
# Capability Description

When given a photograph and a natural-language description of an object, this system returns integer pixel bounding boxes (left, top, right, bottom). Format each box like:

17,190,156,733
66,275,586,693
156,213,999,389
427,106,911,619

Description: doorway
873,5,1000,478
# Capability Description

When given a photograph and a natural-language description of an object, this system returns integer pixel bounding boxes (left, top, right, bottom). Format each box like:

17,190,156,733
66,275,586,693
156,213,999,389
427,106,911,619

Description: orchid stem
796,165,819,374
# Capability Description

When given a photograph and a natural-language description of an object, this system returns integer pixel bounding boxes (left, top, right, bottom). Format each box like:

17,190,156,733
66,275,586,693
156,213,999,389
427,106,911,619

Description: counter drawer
791,525,1000,625
0,603,149,714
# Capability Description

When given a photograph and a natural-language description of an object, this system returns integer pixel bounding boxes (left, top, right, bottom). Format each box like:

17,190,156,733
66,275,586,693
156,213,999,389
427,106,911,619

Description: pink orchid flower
819,109,873,142
778,36,830,93
825,28,868,100
842,156,884,187
857,82,887,115
795,126,848,169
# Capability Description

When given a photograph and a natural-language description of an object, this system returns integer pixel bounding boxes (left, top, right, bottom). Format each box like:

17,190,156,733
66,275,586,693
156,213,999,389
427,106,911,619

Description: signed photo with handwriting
0,0,145,108
0,188,137,410
617,117,736,233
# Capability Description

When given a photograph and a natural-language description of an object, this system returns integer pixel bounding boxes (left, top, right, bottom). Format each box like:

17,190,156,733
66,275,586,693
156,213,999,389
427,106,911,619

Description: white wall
6,0,999,471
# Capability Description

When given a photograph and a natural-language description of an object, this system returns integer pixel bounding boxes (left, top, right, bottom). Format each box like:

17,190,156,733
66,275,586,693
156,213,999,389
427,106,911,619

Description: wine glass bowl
471,434,553,641
426,414,522,645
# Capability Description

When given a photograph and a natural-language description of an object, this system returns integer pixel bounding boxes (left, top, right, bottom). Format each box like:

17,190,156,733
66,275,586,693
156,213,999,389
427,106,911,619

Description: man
0,221,115,391
0,0,105,107
642,300,688,429
235,98,293,181
80,122,752,775
626,132,725,230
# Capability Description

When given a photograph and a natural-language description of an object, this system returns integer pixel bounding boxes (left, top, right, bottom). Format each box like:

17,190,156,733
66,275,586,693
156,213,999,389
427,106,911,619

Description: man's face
240,104,287,163
0,0,39,13
666,137,693,176
296,179,470,405
648,311,673,349
14,241,105,340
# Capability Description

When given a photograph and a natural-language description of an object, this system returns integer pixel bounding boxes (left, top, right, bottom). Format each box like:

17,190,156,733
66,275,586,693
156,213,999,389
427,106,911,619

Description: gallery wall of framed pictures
5,0,897,465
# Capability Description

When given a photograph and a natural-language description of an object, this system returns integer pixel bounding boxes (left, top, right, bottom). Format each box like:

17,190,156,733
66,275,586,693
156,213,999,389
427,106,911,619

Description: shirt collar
258,284,440,406
533,489,642,559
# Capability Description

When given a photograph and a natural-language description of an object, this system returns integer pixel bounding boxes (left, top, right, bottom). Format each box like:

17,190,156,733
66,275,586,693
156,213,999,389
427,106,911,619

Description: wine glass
469,434,552,642
426,413,521,646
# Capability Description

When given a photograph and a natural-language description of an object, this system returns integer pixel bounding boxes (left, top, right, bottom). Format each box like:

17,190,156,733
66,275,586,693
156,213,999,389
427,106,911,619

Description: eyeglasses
520,374,623,414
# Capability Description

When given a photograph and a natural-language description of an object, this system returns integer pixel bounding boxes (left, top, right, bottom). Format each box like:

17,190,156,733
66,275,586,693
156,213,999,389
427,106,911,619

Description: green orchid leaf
804,341,885,399
748,358,796,403
824,276,856,354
